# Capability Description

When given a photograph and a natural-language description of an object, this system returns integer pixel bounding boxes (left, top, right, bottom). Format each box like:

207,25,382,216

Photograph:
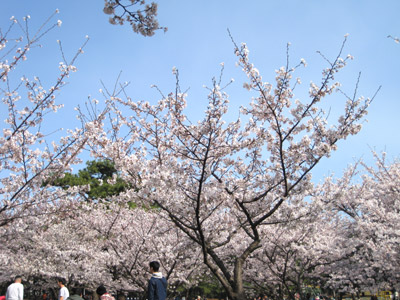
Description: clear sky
1,0,399,182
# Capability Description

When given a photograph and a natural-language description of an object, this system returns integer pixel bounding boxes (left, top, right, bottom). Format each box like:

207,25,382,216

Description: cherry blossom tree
0,204,111,288
81,200,204,293
1,199,204,295
0,12,102,232
243,196,349,300
321,153,400,294
84,36,376,300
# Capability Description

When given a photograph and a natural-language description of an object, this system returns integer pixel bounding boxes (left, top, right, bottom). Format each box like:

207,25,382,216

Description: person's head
14,276,22,283
72,288,83,296
149,261,160,273
42,293,48,300
295,294,300,300
57,278,66,287
96,285,107,296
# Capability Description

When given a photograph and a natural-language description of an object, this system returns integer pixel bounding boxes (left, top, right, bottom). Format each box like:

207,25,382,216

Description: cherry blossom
83,37,375,300
103,0,167,36
1,200,204,294
0,11,391,300
319,153,400,294
0,13,94,238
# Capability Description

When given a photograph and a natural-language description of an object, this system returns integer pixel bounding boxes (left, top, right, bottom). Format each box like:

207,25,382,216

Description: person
67,288,84,300
96,286,115,300
57,278,69,300
6,276,24,300
147,261,167,300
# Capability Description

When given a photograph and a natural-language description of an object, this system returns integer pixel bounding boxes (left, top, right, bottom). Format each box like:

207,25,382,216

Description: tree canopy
0,6,399,300
50,160,130,201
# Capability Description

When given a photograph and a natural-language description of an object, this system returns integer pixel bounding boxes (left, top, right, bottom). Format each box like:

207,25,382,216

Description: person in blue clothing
148,261,167,300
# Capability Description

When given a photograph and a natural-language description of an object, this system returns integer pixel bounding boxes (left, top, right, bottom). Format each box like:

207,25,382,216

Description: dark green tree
50,160,130,201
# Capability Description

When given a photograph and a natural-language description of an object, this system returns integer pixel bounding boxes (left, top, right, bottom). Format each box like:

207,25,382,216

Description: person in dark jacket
148,261,167,300
67,288,84,300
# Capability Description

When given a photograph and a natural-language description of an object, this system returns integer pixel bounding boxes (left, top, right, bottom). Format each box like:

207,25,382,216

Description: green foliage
175,275,227,299
50,160,130,201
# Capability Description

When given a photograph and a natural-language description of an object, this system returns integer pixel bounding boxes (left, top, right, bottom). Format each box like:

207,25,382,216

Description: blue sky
1,0,399,181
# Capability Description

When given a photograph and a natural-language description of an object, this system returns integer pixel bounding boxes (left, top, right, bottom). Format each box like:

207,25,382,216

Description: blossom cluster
103,0,167,36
